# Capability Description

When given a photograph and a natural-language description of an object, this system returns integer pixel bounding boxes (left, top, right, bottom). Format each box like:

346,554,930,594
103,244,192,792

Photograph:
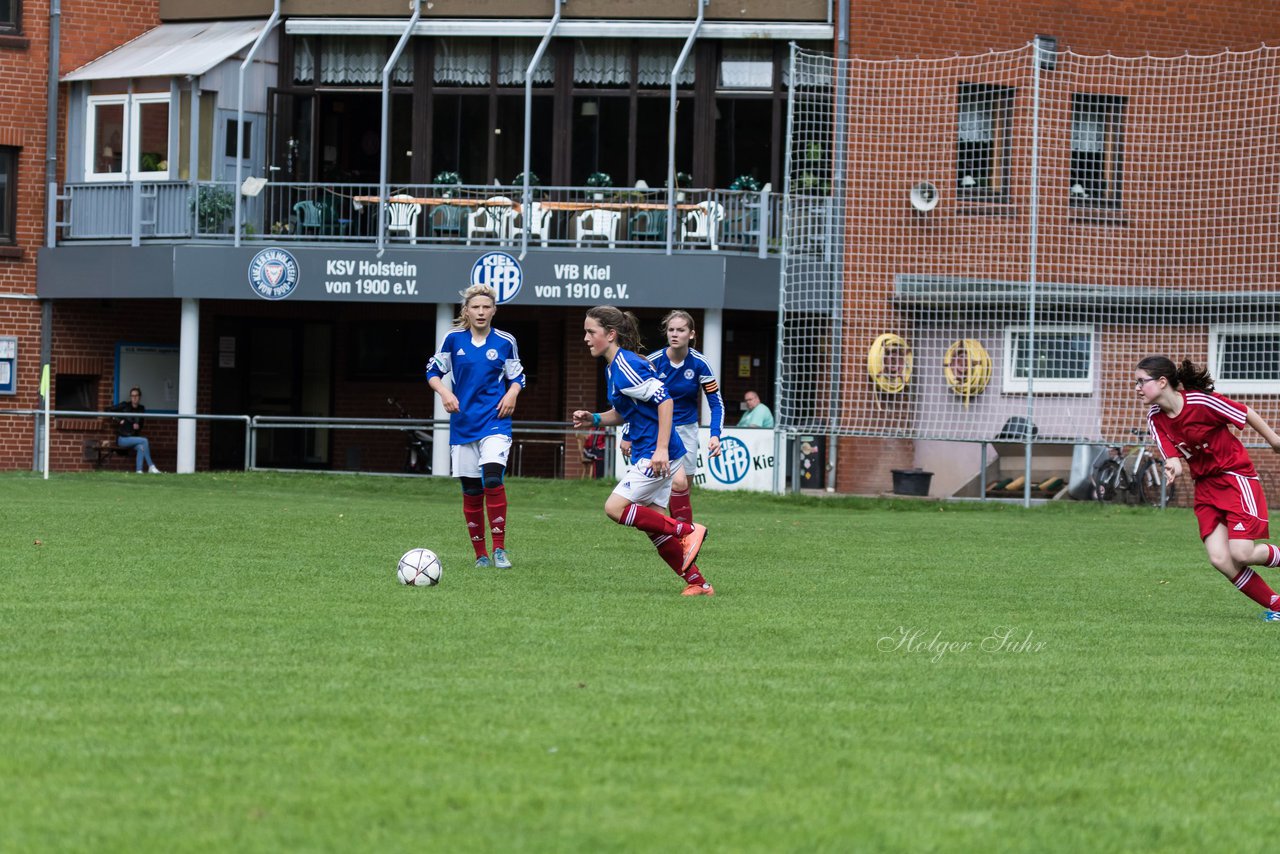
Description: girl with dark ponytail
572,306,714,596
1138,355,1280,615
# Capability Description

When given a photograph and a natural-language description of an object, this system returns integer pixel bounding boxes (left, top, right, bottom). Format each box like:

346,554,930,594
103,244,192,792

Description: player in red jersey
1139,356,1280,614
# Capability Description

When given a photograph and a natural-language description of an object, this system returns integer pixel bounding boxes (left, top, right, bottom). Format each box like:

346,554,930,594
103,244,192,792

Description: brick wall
0,0,161,470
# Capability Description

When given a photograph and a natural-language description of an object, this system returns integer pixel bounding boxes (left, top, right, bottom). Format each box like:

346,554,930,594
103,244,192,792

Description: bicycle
1091,427,1177,507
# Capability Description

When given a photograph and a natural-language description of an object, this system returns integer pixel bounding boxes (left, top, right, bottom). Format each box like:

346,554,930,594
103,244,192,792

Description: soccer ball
397,548,442,587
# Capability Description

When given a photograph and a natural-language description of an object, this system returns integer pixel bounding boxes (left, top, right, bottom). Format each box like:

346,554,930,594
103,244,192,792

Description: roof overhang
62,19,270,82
285,18,833,41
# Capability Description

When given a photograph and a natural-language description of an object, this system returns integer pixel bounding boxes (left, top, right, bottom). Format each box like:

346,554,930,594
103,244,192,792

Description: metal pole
1023,39,1046,508
377,0,421,256
665,0,708,255
771,43,799,495
235,2,281,247
826,3,850,494
519,0,563,260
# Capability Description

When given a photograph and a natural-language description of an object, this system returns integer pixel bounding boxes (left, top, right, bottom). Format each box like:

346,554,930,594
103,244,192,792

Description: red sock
647,533,708,586
463,492,487,558
485,485,508,550
1234,568,1280,610
668,489,693,524
1267,544,1280,568
620,503,690,538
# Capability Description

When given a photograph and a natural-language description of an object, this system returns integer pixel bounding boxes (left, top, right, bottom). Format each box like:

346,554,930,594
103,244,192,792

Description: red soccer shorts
1194,471,1270,541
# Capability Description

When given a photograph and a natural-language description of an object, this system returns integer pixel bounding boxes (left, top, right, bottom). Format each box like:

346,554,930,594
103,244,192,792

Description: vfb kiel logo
470,251,522,304
248,247,301,300
708,436,752,485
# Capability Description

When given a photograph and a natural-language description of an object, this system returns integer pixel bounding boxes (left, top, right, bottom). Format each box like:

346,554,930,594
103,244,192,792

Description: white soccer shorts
611,457,684,508
450,434,513,478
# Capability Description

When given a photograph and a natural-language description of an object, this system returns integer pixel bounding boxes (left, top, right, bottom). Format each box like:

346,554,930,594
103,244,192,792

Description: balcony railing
53,180,803,257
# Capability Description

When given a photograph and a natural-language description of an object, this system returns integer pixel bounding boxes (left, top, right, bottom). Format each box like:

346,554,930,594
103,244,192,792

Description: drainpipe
518,0,563,261
44,0,60,248
37,0,61,469
665,0,708,254
376,0,421,257
235,1,281,247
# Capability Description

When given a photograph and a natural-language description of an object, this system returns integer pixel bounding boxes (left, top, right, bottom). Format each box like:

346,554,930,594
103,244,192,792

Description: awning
285,18,833,41
62,20,269,82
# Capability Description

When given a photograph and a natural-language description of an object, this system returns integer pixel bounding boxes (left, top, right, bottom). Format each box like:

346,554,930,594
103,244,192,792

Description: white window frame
131,94,172,180
85,93,172,182
1209,323,1280,395
86,95,127,182
1001,325,1095,394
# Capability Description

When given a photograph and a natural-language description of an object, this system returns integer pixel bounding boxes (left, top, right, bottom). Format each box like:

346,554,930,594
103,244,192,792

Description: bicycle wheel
1092,459,1123,502
1137,458,1176,507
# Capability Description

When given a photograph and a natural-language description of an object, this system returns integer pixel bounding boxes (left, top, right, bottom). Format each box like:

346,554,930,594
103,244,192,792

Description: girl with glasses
1138,356,1280,614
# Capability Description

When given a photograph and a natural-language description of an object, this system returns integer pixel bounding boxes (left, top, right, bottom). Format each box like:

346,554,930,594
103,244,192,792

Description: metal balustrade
53,180,795,255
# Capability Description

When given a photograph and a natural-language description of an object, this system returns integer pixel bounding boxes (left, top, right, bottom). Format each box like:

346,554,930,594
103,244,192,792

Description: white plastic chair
680,200,724,250
573,209,622,248
385,195,422,243
466,196,518,245
514,201,554,246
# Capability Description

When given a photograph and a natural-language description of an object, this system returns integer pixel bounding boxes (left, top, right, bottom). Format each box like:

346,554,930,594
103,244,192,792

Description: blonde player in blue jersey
624,310,724,523
572,306,713,596
427,284,525,568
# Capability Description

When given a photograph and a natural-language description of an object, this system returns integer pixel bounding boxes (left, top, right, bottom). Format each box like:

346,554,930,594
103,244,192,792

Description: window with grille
1210,325,1280,394
1070,93,1125,207
1002,326,1094,394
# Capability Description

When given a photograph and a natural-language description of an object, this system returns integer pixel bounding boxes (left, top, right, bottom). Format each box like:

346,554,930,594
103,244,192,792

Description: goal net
780,42,1280,446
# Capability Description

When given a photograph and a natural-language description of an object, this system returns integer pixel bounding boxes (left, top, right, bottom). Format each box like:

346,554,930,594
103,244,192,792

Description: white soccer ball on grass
397,548,442,587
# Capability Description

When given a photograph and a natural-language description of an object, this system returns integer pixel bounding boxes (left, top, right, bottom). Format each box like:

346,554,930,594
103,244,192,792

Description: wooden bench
82,419,129,469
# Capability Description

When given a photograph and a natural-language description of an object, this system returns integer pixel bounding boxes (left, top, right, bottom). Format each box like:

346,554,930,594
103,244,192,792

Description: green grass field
4,471,1279,852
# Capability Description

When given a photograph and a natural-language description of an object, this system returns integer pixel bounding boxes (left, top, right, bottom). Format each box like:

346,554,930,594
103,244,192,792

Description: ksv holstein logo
248,248,301,300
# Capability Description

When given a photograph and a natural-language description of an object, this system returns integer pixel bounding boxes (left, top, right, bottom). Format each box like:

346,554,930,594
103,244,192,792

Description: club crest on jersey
684,368,695,380
248,248,300,300
486,348,498,360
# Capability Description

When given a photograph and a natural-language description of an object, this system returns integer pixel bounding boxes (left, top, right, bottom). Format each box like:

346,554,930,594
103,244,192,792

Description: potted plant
190,185,235,234
586,171,612,200
513,172,543,199
434,170,462,199
668,171,693,202
729,174,762,193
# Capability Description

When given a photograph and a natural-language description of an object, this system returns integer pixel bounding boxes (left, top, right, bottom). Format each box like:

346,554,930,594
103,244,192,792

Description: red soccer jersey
1147,390,1255,480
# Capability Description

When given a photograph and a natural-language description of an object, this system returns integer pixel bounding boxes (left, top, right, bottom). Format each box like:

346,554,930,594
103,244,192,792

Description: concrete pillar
701,308,723,427
432,301,454,476
177,297,200,473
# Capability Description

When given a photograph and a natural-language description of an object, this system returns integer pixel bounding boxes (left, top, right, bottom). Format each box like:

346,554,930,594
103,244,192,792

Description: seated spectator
738,390,774,428
110,386,162,474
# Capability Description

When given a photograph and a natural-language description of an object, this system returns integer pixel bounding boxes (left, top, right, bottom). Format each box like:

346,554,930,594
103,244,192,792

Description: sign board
613,427,782,492
0,336,15,395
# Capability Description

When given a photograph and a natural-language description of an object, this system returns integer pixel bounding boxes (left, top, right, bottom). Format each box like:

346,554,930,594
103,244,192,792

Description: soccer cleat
475,555,492,568
1262,610,1280,621
148,465,163,474
678,523,708,573
493,548,512,569
681,583,715,597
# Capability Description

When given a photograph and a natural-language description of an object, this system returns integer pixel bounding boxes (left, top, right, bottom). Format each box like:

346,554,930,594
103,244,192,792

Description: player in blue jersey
426,284,525,569
623,310,724,523
572,306,713,596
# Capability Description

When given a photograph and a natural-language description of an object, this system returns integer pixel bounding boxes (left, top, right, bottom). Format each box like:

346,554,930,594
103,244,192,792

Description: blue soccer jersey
608,349,686,463
644,347,724,436
426,328,525,444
